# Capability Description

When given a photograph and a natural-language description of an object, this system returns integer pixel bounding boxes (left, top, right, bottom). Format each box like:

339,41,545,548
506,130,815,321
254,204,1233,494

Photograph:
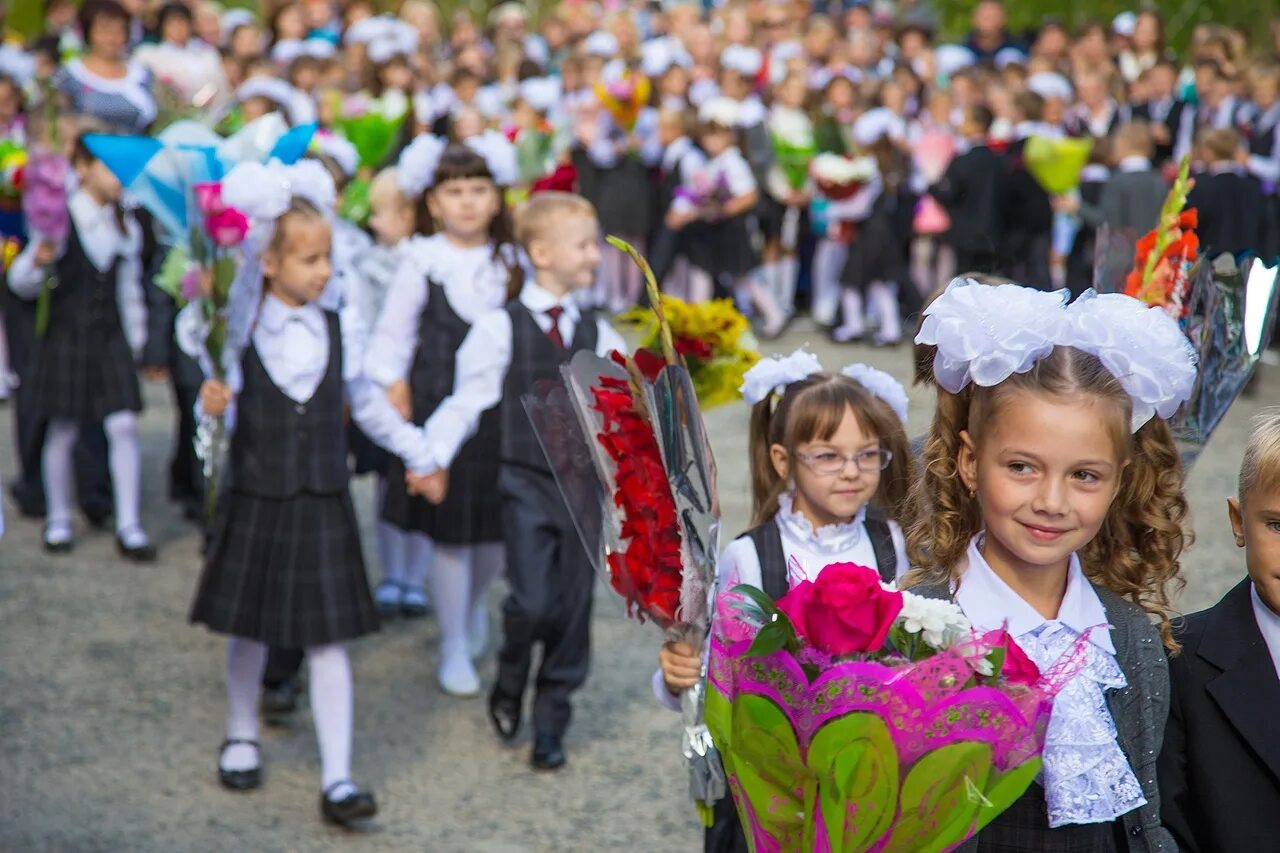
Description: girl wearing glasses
654,349,915,853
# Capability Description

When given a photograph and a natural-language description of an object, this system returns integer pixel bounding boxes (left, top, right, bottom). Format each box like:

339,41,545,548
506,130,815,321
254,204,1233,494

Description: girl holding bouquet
189,160,392,826
7,132,154,560
907,280,1193,849
657,350,915,853
364,133,521,696
672,98,787,338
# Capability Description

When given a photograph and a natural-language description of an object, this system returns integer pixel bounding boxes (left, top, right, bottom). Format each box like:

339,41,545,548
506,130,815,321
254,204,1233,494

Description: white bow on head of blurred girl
396,130,519,197
220,158,337,257
840,363,910,424
740,349,824,404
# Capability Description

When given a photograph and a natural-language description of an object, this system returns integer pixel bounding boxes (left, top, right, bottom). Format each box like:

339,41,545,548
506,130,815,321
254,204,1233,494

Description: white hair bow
841,363,910,424
221,159,337,255
740,349,824,404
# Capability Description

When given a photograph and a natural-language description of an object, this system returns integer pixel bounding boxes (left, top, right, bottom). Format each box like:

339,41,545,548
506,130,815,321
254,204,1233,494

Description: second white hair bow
221,158,336,255
841,363,909,424
740,348,824,404
397,131,520,197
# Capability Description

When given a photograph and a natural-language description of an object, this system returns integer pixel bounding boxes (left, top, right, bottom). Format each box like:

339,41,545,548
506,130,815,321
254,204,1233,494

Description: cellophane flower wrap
768,107,816,193
522,237,725,820
708,563,1056,853
617,295,760,409
1123,155,1199,319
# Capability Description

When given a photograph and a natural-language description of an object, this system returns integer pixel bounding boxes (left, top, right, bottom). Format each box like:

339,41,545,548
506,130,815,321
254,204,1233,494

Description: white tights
428,542,504,658
373,477,416,589
222,638,357,793
43,411,143,538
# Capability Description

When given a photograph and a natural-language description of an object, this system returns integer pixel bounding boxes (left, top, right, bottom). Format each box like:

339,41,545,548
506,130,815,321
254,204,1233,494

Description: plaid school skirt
27,315,142,421
976,783,1122,853
190,489,379,648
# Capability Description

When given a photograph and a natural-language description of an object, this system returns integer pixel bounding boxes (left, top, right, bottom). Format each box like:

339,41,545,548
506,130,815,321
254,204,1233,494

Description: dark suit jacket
928,144,1004,255
1080,169,1169,234
1158,579,1280,853
1187,170,1271,259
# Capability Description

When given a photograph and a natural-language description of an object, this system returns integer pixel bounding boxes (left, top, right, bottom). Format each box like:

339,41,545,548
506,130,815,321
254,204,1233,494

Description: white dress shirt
955,535,1146,827
406,281,628,474
363,234,515,387
652,492,909,711
8,189,147,357
1251,583,1280,681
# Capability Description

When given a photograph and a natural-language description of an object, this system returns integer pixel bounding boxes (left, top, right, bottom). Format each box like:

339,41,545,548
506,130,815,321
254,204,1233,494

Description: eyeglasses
795,448,893,475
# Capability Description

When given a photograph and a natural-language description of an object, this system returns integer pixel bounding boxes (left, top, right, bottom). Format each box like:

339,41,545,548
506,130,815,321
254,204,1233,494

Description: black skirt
840,209,908,293
190,489,379,647
976,783,1122,853
592,157,655,237
687,215,759,280
381,410,504,544
27,307,141,421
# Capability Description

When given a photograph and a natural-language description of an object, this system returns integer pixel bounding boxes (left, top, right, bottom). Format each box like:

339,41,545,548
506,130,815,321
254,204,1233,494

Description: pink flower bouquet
707,563,1056,852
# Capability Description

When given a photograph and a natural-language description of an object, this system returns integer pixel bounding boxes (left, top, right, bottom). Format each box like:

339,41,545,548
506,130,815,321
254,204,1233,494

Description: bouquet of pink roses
707,562,1059,852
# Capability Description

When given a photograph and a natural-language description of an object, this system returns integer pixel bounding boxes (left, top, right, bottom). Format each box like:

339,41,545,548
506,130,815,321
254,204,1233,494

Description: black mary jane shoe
487,687,522,742
43,535,73,554
320,782,378,827
116,535,158,563
531,732,566,771
218,739,262,791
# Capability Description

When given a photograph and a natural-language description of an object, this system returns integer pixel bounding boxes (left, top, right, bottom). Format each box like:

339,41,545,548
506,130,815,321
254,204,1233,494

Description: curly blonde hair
749,373,915,528
904,346,1190,650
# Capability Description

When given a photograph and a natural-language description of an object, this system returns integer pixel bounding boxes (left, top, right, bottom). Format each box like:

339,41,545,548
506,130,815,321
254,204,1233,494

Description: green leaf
986,646,1007,681
704,684,733,752
746,621,790,658
730,584,780,618
884,742,992,853
970,758,1042,837
154,246,192,306
726,694,810,850
807,713,899,852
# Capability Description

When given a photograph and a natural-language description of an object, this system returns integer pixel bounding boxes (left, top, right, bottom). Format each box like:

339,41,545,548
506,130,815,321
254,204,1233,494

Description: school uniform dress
648,135,705,286
14,192,147,423
934,537,1175,853
365,235,512,543
681,147,760,282
190,297,379,648
583,109,661,240
410,281,627,738
1158,579,1280,852
654,494,909,853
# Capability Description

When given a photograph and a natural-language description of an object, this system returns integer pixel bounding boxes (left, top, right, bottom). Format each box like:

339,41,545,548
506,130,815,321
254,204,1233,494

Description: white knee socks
103,411,144,542
401,531,433,593
430,544,473,658
811,239,848,326
307,643,355,795
833,289,866,342
43,419,79,536
868,281,902,344
374,478,410,587
223,637,267,771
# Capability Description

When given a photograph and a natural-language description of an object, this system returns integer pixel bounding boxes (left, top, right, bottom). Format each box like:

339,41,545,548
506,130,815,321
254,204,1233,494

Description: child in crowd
1159,410,1280,851
1187,128,1273,259
928,105,1004,276
400,192,625,771
188,159,393,825
7,132,154,560
658,351,915,852
368,134,520,695
907,279,1194,847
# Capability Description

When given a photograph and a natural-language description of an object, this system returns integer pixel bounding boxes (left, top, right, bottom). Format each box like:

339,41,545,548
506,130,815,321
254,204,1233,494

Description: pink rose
990,630,1041,687
180,267,205,301
777,562,904,656
193,182,225,216
205,207,249,248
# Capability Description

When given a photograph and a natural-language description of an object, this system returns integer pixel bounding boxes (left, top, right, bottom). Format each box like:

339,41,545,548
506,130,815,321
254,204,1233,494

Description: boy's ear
527,237,551,270
1227,497,1246,548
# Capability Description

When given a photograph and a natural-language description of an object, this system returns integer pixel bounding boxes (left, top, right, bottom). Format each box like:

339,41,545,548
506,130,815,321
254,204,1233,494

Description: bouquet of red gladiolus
523,237,724,818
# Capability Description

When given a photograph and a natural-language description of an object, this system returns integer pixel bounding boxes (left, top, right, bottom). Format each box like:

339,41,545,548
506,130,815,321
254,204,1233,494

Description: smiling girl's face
958,390,1125,590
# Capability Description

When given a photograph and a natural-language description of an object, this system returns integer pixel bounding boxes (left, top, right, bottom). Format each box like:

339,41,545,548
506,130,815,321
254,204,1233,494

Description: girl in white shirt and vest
8,133,153,559
365,132,522,697
658,350,915,853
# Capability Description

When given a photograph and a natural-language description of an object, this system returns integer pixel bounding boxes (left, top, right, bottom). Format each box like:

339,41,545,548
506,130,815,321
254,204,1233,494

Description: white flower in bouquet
768,107,815,148
896,592,971,649
810,153,877,186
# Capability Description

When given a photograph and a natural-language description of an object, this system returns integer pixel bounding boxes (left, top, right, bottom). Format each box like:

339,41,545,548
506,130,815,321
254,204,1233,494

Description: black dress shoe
260,678,300,725
10,482,46,518
116,536,158,563
320,783,378,826
218,739,262,791
531,732,566,771
488,687,521,742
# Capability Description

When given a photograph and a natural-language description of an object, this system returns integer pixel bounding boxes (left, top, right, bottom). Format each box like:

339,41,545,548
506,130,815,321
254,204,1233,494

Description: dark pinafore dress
27,218,142,421
705,510,900,853
190,311,379,648
381,282,503,544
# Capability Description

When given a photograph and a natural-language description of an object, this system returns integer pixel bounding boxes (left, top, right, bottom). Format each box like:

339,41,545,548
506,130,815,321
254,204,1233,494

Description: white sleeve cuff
651,667,683,713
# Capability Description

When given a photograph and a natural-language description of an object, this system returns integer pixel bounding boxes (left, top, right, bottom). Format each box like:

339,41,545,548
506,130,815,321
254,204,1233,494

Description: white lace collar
954,534,1143,827
775,491,866,556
